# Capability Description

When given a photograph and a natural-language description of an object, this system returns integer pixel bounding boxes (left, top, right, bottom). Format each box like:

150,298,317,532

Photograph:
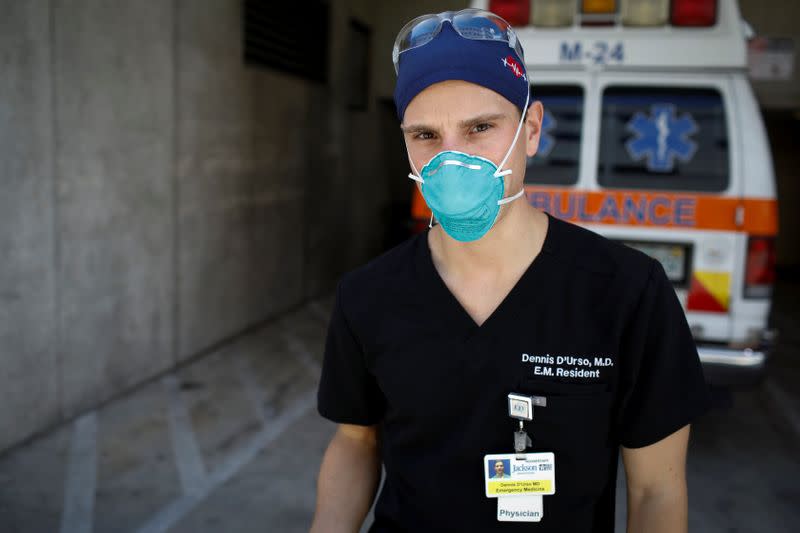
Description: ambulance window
598,87,729,192
525,85,583,186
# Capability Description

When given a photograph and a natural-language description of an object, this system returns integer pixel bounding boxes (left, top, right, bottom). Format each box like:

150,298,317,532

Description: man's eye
472,123,492,134
415,131,435,140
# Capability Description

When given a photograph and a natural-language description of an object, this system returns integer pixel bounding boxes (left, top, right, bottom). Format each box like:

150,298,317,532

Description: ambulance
409,0,779,385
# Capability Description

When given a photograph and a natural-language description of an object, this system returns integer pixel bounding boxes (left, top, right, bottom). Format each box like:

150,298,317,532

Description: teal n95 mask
407,91,529,243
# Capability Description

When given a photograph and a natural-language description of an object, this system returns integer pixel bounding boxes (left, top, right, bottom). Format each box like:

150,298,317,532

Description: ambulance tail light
744,237,776,299
530,0,575,27
621,0,668,26
489,0,530,26
671,0,717,27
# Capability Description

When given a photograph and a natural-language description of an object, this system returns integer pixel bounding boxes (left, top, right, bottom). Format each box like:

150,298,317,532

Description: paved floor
1,284,799,533
0,299,335,533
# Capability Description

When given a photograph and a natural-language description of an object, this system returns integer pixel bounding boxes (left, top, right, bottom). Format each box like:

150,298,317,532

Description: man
492,460,511,480
310,9,708,533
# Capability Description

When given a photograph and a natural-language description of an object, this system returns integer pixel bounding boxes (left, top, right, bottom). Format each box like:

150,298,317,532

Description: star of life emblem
625,104,698,173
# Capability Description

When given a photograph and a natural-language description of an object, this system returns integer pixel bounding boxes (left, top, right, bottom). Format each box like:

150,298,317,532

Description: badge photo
483,453,556,498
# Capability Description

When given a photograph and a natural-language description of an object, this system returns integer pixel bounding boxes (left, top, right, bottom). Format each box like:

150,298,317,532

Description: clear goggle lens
392,9,524,74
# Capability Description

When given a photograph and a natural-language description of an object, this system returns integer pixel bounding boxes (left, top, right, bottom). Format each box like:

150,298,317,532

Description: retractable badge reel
507,393,546,454
482,393,554,523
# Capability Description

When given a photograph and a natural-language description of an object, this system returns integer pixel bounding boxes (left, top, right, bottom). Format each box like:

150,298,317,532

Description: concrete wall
737,0,800,267
54,0,175,418
0,0,395,454
0,0,60,455
175,0,308,358
739,0,800,110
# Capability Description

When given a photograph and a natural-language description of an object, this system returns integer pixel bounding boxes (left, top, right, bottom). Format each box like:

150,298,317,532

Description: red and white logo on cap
501,55,526,81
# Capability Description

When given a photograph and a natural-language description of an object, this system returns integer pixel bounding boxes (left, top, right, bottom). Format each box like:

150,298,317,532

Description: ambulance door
586,71,741,344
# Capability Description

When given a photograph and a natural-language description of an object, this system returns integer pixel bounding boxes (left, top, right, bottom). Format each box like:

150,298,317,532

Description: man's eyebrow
458,113,506,128
400,123,434,134
401,113,508,134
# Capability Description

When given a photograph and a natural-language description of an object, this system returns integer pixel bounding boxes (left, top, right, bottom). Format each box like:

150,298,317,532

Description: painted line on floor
162,374,207,495
764,379,800,440
133,389,316,533
233,353,270,423
59,412,97,533
284,331,322,377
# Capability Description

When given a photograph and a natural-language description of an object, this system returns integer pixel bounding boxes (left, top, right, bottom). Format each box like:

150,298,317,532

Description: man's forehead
402,80,513,126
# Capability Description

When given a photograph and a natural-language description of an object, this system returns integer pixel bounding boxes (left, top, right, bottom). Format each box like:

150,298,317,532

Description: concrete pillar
0,0,59,452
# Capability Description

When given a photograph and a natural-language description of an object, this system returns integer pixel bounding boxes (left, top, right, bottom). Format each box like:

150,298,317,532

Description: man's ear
524,101,544,158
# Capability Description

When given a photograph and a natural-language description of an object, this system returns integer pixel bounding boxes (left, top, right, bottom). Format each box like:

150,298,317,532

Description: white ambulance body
469,0,779,385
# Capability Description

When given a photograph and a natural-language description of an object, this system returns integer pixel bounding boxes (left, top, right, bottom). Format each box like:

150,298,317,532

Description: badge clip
507,393,546,421
508,393,546,455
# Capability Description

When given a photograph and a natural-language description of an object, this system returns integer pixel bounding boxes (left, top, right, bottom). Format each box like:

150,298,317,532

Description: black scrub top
318,214,710,533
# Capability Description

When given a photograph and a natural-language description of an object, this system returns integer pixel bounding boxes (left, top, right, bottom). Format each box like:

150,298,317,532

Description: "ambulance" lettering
528,191,696,227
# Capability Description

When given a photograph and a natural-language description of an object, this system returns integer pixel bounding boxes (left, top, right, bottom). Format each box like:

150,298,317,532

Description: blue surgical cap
393,22,530,122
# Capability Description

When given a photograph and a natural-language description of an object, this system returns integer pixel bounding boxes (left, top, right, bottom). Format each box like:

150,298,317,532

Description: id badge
483,452,556,498
497,495,543,522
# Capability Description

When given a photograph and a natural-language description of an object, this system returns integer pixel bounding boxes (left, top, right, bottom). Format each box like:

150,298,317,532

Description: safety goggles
392,8,525,74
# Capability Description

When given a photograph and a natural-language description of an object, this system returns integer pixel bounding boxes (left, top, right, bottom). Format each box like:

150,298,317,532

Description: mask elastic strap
406,145,424,183
405,146,434,227
497,188,525,206
493,88,531,179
